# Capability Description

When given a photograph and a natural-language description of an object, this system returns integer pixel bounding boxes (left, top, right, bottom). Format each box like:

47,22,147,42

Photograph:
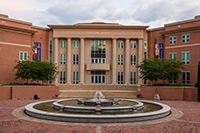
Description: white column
54,38,59,84
111,38,117,85
138,38,143,85
124,38,130,85
67,38,72,85
80,38,85,84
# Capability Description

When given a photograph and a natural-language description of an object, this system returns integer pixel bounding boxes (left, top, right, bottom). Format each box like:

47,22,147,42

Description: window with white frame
49,40,52,63
169,53,177,61
131,41,136,48
73,40,79,48
170,73,176,84
91,39,106,63
182,72,190,84
118,41,123,48
131,55,136,65
60,40,66,48
118,55,123,65
73,72,78,84
130,72,136,84
60,71,65,84
118,72,123,84
73,54,79,64
60,54,66,64
182,34,190,43
19,52,27,61
182,52,190,64
91,71,105,84
169,36,176,44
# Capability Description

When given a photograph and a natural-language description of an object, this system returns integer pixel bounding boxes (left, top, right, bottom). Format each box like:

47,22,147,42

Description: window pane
182,53,185,62
170,54,172,59
24,53,27,60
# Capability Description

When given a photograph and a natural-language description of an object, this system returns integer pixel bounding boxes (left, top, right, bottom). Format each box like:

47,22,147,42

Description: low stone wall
137,86,198,101
0,86,59,100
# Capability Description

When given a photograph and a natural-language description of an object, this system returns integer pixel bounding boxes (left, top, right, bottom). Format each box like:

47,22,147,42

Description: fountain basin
25,99,171,123
53,99,144,114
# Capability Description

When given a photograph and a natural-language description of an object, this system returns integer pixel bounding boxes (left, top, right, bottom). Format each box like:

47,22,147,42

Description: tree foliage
137,58,184,85
13,60,58,84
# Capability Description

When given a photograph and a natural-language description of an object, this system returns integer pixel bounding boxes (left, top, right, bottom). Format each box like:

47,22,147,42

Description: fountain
25,92,171,123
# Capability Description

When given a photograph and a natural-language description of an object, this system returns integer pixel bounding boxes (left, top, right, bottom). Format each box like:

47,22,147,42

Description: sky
0,0,200,28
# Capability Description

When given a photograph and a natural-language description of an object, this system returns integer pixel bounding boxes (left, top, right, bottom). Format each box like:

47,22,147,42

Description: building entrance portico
48,22,148,86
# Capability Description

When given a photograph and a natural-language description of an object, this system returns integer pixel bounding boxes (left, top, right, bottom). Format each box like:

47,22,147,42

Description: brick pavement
0,99,200,133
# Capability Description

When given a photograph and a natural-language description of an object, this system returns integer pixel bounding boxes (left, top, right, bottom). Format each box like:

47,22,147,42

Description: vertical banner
32,42,41,61
155,43,164,60
37,42,41,61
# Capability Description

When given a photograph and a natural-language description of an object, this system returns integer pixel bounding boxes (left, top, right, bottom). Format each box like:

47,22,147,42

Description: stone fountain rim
25,98,171,120
53,98,143,110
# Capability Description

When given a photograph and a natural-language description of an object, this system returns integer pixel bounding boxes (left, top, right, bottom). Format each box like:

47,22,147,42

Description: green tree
137,58,184,85
13,60,58,84
198,62,200,102
13,60,32,84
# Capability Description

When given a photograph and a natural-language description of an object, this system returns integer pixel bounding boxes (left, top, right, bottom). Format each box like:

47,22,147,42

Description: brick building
148,15,200,85
0,14,199,86
0,14,49,84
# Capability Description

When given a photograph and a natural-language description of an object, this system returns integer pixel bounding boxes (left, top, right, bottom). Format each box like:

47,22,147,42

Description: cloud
0,0,200,28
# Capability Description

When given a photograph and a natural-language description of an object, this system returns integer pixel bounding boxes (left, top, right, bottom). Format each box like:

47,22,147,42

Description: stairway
59,85,137,99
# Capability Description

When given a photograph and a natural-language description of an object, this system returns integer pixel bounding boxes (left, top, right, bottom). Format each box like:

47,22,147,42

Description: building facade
148,15,200,85
0,14,49,84
48,23,148,85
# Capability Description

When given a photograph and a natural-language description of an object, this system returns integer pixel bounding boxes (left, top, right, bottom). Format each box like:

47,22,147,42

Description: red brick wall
0,86,59,100
137,86,197,101
0,86,11,100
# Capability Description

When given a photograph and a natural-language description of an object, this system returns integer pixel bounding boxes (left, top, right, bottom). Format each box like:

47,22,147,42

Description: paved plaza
0,99,200,133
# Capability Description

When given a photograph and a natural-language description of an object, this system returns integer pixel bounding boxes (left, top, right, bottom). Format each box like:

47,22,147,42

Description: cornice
0,24,37,35
159,25,200,35
0,16,32,26
48,25,149,30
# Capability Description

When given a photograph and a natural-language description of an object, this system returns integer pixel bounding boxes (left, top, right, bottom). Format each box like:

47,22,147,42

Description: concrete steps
59,85,137,98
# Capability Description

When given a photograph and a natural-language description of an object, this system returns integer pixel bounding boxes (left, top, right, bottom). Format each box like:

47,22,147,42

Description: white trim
0,41,31,47
165,43,200,49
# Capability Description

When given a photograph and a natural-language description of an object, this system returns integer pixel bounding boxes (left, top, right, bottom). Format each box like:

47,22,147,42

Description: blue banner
37,43,41,61
155,43,164,60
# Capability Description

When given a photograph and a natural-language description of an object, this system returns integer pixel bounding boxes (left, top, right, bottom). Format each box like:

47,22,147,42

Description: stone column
54,38,59,84
67,38,72,85
111,38,117,85
124,38,130,85
80,38,85,85
137,38,143,85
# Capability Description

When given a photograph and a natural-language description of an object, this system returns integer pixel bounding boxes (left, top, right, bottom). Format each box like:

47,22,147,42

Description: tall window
118,72,123,84
73,40,79,48
131,41,136,48
170,74,176,84
19,52,27,61
169,53,177,61
144,41,147,59
182,72,190,84
60,71,65,84
182,52,190,64
91,71,105,84
118,55,123,65
60,54,66,64
182,34,190,43
118,41,123,48
73,54,79,64
73,72,78,84
130,72,136,84
49,40,52,62
60,40,66,48
91,40,106,63
131,55,136,65
169,36,176,44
